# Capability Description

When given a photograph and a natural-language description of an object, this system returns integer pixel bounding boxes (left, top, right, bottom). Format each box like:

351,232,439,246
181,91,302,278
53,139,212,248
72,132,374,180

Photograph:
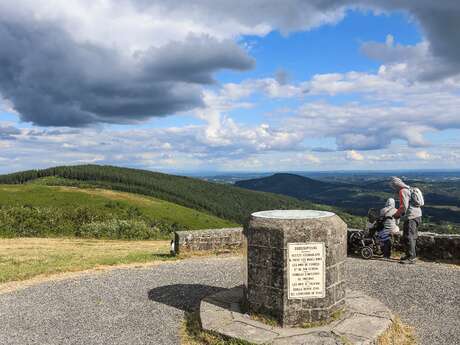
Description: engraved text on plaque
288,242,326,299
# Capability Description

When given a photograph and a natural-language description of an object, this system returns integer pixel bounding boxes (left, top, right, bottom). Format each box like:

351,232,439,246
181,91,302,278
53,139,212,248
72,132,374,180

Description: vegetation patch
180,311,255,345
249,312,278,327
377,316,417,345
0,183,236,239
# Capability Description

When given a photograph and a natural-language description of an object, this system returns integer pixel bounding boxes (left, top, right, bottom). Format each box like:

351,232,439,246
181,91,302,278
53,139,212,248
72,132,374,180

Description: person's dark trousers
380,239,391,258
403,217,421,260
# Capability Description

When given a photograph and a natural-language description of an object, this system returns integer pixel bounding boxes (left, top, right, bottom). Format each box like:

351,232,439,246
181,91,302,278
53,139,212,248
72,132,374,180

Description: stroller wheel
361,246,373,259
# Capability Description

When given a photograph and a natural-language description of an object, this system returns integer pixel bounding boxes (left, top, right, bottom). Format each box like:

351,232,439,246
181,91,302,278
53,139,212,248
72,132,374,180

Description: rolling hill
235,173,341,200
0,183,236,239
0,165,364,228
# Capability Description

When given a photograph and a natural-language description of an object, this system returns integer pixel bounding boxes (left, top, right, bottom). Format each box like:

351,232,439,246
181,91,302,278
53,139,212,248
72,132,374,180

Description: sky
1,1,460,174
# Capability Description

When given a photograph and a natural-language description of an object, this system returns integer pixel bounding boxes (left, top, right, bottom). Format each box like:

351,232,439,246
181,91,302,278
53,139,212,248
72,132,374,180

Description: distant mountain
235,173,341,200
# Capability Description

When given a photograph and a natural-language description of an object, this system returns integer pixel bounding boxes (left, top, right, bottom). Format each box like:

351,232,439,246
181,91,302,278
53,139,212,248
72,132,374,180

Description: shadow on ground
148,284,227,312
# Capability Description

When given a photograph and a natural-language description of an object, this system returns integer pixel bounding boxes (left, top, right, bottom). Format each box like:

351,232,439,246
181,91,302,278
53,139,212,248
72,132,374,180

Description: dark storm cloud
1,0,459,128
355,0,460,80
132,0,345,33
0,17,254,127
142,36,255,84
137,0,460,79
371,0,460,64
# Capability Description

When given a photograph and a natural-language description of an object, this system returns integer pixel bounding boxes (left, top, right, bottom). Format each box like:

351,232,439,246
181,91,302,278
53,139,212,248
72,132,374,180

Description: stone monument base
200,286,393,345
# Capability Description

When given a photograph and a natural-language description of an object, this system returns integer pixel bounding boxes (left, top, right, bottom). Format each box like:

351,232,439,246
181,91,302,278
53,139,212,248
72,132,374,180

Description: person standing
379,198,398,259
390,177,424,264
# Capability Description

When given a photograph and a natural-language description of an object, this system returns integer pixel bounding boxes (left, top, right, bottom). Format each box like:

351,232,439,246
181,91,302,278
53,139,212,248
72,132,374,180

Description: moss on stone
301,307,345,329
248,312,278,327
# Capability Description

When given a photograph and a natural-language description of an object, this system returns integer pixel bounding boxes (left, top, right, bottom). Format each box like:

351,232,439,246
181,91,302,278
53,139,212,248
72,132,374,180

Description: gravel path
345,257,460,345
0,257,458,345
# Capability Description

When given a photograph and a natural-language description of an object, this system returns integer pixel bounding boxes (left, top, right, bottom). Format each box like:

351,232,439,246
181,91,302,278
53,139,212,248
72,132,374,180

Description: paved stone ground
0,257,458,345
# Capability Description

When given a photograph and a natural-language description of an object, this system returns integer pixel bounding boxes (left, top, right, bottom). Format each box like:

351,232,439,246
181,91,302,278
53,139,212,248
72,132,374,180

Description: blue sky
1,1,460,173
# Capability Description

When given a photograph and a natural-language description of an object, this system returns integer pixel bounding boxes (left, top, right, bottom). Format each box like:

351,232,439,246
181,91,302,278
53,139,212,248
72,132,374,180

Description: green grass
0,238,172,284
0,183,237,239
0,183,236,230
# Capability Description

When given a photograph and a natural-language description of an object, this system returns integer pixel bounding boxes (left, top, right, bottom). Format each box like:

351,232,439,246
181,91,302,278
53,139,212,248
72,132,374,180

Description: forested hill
0,165,363,227
236,173,341,200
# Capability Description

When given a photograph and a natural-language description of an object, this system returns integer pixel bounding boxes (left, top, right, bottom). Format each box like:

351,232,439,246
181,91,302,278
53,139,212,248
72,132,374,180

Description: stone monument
199,209,394,344
244,209,347,326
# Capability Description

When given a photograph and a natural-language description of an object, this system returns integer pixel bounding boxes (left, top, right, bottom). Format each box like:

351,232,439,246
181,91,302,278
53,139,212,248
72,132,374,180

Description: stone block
244,210,347,327
174,227,243,254
200,287,393,345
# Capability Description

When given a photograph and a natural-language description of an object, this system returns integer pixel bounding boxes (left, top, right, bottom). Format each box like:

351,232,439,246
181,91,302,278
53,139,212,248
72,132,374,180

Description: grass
377,316,417,345
0,237,172,284
180,311,255,345
0,183,237,233
249,313,278,327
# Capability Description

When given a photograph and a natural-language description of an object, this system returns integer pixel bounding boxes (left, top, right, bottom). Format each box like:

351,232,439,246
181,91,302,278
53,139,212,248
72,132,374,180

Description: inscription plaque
288,242,326,299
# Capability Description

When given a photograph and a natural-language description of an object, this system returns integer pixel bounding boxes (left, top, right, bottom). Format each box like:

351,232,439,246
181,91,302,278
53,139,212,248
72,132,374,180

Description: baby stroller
348,208,384,259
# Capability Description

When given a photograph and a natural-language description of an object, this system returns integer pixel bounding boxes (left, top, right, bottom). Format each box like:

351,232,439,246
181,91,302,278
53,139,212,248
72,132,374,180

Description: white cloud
416,151,432,160
1,124,460,174
346,150,364,161
303,154,321,164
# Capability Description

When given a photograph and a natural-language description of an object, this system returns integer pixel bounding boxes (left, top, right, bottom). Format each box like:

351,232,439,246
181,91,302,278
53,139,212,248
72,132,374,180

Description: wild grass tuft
377,316,417,345
180,311,255,345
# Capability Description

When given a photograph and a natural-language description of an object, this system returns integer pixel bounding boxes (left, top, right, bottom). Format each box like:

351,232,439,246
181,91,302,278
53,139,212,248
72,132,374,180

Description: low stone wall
349,228,460,261
174,227,460,261
174,227,243,255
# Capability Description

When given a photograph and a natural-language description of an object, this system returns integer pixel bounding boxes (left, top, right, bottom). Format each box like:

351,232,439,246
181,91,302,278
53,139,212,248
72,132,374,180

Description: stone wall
349,228,460,261
174,227,460,261
173,227,243,255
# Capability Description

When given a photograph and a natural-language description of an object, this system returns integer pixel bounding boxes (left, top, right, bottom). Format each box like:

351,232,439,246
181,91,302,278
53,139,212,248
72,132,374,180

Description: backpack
409,187,424,207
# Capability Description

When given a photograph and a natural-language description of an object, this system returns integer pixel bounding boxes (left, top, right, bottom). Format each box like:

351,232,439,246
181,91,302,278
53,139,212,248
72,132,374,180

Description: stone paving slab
200,286,393,345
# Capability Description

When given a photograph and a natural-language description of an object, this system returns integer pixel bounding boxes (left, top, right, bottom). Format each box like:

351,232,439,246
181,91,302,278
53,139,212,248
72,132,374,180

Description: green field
0,183,236,239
